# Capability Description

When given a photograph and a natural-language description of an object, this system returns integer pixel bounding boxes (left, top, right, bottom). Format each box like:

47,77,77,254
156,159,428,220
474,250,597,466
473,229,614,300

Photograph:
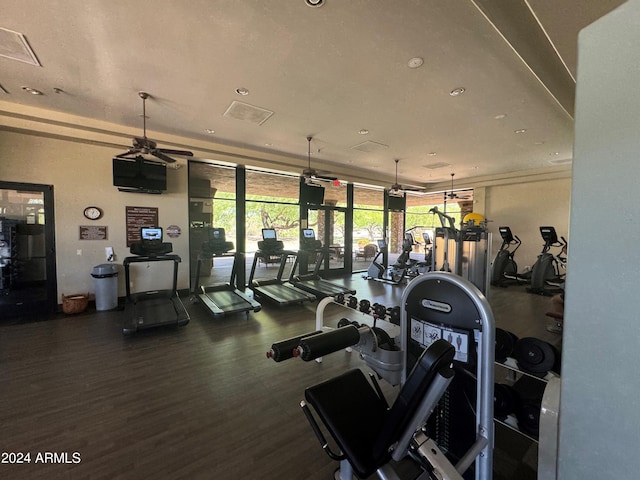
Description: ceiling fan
301,136,337,184
388,159,424,195
444,173,472,200
116,91,194,163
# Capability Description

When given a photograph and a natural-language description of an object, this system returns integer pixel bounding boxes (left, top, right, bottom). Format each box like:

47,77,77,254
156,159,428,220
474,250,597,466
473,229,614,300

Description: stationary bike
527,226,567,296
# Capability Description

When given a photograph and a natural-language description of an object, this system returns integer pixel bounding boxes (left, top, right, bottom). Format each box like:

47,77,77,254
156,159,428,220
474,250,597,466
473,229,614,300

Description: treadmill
288,228,355,299
122,226,190,334
192,227,261,317
249,228,316,306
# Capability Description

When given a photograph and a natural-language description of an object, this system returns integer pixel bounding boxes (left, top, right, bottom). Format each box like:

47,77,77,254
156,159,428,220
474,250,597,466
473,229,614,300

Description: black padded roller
297,325,361,361
267,330,322,362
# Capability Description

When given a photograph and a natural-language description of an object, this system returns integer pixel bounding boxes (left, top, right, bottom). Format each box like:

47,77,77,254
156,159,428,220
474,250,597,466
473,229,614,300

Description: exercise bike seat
303,339,455,479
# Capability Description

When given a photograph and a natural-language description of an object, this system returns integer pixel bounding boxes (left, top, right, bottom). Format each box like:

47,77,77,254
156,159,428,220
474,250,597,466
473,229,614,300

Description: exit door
0,182,57,318
307,207,349,276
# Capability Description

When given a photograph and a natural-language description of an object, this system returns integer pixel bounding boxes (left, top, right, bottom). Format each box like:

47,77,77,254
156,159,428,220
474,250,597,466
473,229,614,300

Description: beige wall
1,130,190,299
485,178,571,270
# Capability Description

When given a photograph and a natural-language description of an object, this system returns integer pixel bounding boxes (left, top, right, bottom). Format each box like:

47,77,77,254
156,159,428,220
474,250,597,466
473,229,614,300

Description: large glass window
245,170,300,281
245,170,299,251
323,181,347,208
188,162,236,287
352,186,384,272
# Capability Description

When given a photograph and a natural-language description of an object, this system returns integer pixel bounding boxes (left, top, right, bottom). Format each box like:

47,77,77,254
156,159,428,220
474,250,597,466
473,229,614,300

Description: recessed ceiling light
305,0,324,7
0,83,8,94
21,86,43,95
494,114,506,120
407,57,424,69
235,87,249,96
449,87,465,96
53,87,64,94
514,129,527,134
358,129,369,135
534,141,545,145
427,152,437,156
264,143,273,147
205,129,215,134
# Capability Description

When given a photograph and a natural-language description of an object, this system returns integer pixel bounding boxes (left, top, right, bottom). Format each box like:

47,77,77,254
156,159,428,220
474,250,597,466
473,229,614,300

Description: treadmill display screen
141,227,163,243
303,229,315,239
210,228,225,240
262,228,277,240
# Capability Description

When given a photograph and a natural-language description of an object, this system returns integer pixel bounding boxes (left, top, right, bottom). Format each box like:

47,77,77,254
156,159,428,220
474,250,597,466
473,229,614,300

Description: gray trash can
91,263,119,311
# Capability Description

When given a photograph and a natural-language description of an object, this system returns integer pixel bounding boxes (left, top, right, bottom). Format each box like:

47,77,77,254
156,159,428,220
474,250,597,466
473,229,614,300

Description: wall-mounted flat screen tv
113,157,167,194
386,193,406,212
301,183,325,206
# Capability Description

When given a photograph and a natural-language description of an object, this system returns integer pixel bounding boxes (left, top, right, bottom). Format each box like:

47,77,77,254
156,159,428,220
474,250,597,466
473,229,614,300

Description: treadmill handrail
123,254,181,300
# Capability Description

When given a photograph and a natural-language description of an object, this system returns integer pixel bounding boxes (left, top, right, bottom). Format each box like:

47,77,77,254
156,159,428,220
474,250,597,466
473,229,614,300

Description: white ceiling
0,0,625,190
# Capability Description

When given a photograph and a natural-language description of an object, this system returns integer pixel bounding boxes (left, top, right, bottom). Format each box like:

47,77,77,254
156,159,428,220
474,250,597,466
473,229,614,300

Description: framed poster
126,206,158,246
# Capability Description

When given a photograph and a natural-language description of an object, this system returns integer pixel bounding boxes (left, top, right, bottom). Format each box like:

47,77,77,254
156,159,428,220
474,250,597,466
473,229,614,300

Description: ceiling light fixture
407,57,424,69
494,114,506,120
235,87,249,96
21,86,43,95
305,0,324,7
514,129,527,134
358,129,369,135
427,152,437,156
449,87,465,96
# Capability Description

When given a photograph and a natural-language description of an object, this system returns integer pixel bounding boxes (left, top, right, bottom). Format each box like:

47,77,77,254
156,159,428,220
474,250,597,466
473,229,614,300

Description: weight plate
495,328,517,362
514,337,558,376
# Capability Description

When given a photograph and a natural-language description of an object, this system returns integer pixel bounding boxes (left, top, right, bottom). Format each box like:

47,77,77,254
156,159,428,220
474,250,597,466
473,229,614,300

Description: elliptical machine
527,226,567,296
490,226,523,287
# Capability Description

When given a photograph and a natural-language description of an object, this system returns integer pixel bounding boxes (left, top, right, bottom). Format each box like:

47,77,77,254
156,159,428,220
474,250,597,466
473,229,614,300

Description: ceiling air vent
0,27,40,66
423,162,451,169
351,141,389,153
223,101,274,125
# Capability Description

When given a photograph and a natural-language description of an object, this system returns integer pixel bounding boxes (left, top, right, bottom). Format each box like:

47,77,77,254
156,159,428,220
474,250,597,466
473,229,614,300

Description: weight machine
430,207,492,295
268,272,496,480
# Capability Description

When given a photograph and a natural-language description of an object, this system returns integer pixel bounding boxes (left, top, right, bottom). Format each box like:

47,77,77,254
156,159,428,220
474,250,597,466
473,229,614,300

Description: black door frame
306,205,351,277
0,181,57,317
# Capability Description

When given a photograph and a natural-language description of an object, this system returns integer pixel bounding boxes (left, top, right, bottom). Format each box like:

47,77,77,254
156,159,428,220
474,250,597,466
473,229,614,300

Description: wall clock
83,206,103,220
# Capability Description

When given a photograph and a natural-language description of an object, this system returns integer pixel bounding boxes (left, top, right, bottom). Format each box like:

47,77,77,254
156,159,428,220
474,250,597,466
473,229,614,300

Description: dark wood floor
0,274,559,479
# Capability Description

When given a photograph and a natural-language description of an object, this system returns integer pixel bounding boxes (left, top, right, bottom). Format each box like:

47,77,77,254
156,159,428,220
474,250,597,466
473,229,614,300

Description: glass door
307,207,348,276
0,182,57,318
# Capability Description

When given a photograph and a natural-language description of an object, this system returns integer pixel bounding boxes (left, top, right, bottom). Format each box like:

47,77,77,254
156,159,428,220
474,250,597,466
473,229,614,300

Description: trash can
91,263,119,311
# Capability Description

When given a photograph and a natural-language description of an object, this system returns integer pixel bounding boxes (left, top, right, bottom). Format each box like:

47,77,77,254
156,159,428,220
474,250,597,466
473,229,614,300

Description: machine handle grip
300,401,345,461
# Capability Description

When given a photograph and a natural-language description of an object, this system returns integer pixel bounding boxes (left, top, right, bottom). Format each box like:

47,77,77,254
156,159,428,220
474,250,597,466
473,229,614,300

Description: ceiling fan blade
159,148,194,157
401,185,424,192
151,150,176,163
315,174,338,181
115,149,138,158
